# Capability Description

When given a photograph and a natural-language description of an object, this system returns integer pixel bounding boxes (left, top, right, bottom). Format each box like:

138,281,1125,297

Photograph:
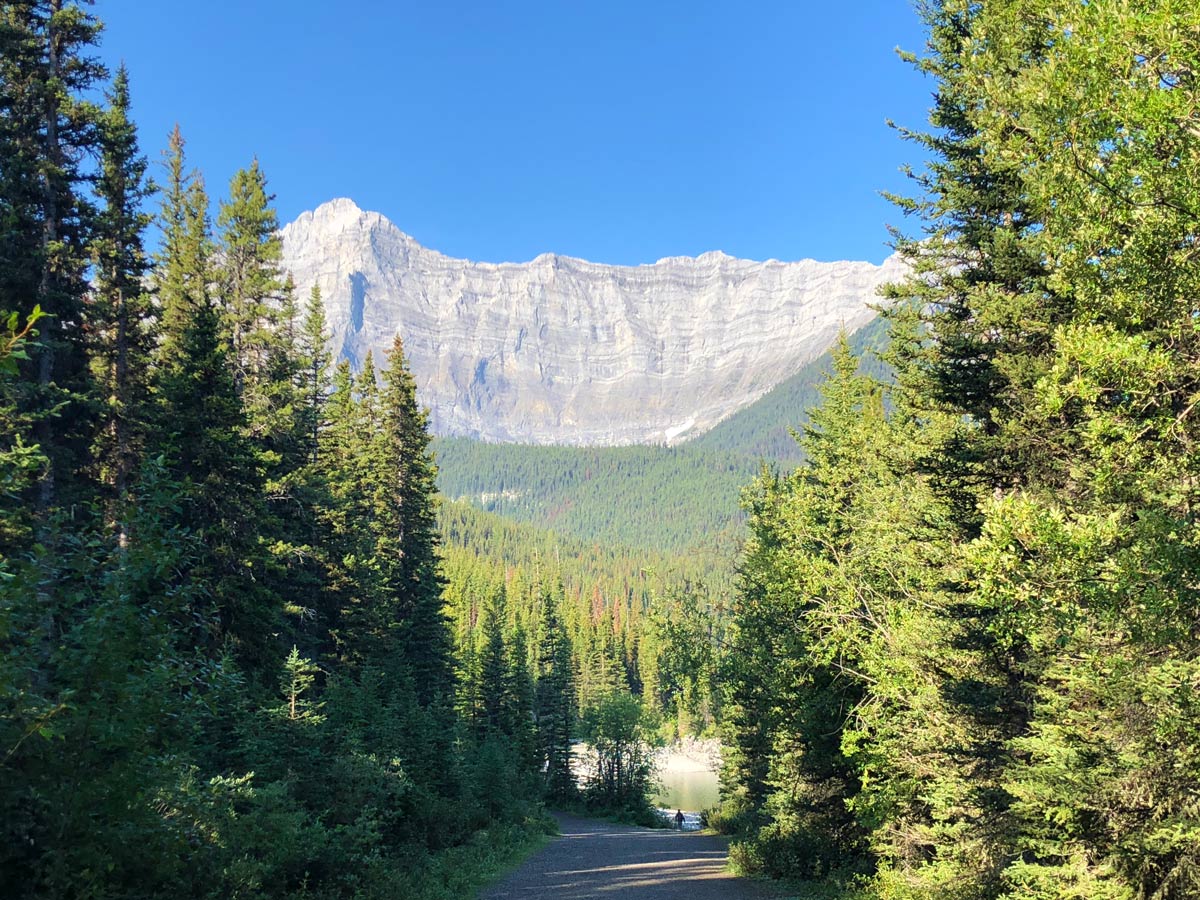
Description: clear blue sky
98,1,932,266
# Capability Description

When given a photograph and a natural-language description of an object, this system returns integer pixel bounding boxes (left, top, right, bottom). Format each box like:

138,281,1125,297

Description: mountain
434,437,756,556
433,318,892,555
688,313,892,464
280,198,904,446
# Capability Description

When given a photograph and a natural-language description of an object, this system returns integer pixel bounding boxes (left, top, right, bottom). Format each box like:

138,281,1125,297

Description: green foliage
535,592,576,803
435,437,756,555
0,15,548,898
0,0,106,521
725,4,1200,900
91,63,155,510
0,308,48,545
639,583,722,738
281,646,322,722
692,314,892,464
578,691,659,821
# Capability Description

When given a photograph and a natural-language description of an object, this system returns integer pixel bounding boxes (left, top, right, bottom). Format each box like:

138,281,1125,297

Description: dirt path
479,812,783,899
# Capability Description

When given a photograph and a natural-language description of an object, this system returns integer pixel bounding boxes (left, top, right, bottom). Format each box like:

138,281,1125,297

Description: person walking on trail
674,809,685,830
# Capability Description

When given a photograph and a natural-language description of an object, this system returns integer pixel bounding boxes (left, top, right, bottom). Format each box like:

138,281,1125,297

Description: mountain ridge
280,198,903,446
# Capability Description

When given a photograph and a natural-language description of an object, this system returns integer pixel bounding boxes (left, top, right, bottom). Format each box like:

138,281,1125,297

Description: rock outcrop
280,198,903,445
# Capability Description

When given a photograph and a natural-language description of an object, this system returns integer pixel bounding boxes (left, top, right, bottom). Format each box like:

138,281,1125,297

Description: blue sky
98,1,932,266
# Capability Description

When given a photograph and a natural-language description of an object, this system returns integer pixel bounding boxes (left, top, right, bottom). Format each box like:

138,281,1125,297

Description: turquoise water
652,768,720,812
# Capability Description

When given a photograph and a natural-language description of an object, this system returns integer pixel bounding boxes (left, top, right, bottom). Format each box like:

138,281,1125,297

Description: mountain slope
434,438,756,556
688,314,892,463
281,198,903,446
434,319,892,554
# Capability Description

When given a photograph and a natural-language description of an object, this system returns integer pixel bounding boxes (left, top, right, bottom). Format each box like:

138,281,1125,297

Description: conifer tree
153,128,209,366
152,171,273,671
846,2,1057,890
951,3,1200,897
536,589,576,801
297,285,331,464
478,584,509,735
262,272,304,472
506,622,539,774
216,159,284,404
91,63,153,522
0,0,105,519
376,335,454,704
317,358,370,664
723,336,888,872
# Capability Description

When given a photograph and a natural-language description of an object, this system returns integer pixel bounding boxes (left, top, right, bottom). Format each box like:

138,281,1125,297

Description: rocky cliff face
280,198,903,446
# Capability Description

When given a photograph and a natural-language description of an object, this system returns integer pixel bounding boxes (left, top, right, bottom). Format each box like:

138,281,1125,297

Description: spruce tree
153,128,209,366
478,584,509,736
216,159,284,404
376,335,454,705
91,63,153,525
317,358,371,664
152,170,273,671
296,284,331,465
536,589,576,802
0,0,105,520
506,622,539,775
953,3,1200,897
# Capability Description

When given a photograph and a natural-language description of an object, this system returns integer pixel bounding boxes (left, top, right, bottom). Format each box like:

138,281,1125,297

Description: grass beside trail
419,814,557,900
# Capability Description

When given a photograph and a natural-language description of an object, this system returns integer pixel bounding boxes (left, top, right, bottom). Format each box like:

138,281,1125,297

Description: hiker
674,809,685,830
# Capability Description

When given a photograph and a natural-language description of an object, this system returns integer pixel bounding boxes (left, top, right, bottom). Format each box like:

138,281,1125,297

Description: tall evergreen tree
478,584,509,736
153,127,208,366
152,170,273,671
216,159,284,404
506,622,539,775
296,284,331,465
376,335,454,705
90,63,153,525
0,0,105,520
536,588,576,802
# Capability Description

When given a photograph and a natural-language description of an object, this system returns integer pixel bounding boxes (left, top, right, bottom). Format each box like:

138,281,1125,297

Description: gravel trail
479,812,783,899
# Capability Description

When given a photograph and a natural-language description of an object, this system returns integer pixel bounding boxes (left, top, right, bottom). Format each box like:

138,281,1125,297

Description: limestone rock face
280,198,903,445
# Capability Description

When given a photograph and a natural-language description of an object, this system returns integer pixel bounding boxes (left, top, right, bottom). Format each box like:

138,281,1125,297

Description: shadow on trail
480,813,780,899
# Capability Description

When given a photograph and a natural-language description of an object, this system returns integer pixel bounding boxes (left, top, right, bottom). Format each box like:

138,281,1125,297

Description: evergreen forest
5,1,1200,899
433,314,890,557
0,4,604,895
717,2,1200,899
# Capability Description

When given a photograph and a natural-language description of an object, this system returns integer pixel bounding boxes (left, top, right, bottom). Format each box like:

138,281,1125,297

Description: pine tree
375,335,454,705
952,4,1200,897
91,63,153,527
506,622,539,774
478,584,509,735
0,1,105,521
536,589,576,802
723,336,891,875
153,127,209,366
880,0,1063,524
216,159,284,404
317,358,369,664
152,171,273,671
151,131,212,373
296,284,331,465
281,645,322,722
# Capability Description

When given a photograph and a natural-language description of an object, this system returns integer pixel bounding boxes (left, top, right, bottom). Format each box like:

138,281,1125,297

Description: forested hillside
435,439,756,554
690,313,891,464
434,316,890,553
440,501,726,739
719,3,1200,899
